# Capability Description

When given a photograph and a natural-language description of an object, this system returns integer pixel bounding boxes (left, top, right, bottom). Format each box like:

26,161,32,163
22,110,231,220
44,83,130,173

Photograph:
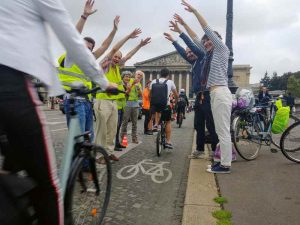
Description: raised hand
163,33,174,42
129,28,142,39
169,21,182,33
173,13,185,25
140,37,151,46
181,0,196,13
113,16,120,30
83,0,97,17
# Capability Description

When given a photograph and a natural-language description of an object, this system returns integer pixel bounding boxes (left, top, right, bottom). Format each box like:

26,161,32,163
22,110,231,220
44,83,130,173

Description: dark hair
83,37,95,50
160,68,170,78
201,31,222,42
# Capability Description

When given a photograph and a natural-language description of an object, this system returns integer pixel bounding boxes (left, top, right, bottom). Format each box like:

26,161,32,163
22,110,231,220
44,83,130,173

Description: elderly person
121,71,144,143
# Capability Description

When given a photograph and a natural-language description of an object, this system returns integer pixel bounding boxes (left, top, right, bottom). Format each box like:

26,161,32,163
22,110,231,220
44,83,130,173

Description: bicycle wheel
178,113,183,128
280,121,300,163
65,145,112,225
233,116,262,160
271,114,299,148
156,130,162,156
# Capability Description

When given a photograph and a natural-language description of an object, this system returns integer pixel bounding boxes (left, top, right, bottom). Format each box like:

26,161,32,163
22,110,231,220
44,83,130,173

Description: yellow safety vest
96,64,124,100
116,83,126,110
57,53,92,91
128,79,142,101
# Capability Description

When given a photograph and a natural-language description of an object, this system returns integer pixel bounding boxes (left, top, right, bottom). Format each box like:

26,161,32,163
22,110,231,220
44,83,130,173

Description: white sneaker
188,151,205,159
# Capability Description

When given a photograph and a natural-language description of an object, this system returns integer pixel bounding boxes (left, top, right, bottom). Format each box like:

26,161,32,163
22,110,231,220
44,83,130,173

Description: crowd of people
0,0,253,224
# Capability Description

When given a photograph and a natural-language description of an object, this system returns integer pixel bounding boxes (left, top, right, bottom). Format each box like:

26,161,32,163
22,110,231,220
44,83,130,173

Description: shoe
116,143,126,148
132,138,139,144
206,164,230,174
114,147,122,152
152,126,158,132
183,116,186,119
207,162,220,169
109,154,119,161
188,151,205,159
165,143,174,149
145,131,153,135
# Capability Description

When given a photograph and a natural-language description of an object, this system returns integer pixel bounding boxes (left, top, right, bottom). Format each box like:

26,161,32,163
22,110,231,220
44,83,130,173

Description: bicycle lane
217,146,300,225
102,114,194,225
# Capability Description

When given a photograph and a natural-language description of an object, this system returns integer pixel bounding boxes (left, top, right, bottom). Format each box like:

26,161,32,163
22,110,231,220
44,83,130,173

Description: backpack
272,99,290,134
150,79,168,111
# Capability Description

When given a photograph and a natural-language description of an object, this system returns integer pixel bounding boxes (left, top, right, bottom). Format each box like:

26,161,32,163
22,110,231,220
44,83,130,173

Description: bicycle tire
156,130,162,157
178,113,183,128
271,114,299,149
64,145,112,225
280,120,300,163
233,116,261,160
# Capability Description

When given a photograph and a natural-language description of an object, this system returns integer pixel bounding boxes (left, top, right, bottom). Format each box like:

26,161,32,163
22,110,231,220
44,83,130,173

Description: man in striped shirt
181,0,233,174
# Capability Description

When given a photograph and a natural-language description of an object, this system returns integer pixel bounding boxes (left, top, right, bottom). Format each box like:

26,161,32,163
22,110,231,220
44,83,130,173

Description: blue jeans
64,99,94,141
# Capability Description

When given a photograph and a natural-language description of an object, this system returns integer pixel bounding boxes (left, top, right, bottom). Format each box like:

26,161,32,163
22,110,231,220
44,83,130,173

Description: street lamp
225,0,238,93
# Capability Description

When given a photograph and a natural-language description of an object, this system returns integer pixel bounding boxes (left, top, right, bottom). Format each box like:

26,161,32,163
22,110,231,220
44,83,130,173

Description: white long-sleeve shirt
0,0,108,96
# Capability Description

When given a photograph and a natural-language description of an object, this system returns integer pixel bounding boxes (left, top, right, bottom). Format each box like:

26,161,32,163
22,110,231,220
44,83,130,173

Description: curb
181,131,220,225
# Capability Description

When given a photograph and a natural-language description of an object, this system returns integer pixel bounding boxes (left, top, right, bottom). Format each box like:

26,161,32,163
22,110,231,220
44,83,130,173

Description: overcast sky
50,0,300,84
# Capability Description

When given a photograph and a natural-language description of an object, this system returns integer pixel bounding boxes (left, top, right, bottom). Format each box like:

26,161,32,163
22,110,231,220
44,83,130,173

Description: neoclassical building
124,51,251,97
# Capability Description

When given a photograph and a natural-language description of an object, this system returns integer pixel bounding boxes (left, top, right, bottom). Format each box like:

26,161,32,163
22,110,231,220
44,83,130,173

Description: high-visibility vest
96,64,124,100
128,79,142,101
57,53,92,91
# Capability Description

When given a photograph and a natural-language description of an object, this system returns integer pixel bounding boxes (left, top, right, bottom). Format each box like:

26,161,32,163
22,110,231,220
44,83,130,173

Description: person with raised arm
94,29,151,159
164,18,219,159
58,0,120,142
0,1,116,224
181,0,232,173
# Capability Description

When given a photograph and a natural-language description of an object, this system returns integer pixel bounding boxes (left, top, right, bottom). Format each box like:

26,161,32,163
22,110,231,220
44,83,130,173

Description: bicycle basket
232,88,255,110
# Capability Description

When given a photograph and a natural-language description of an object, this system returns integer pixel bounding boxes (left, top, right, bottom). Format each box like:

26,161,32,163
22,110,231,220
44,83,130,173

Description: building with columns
123,51,251,97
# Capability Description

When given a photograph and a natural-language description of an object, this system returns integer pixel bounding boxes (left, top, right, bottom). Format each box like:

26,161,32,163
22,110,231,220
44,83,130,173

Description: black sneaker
165,143,174,149
114,147,122,152
146,131,153,135
206,164,230,174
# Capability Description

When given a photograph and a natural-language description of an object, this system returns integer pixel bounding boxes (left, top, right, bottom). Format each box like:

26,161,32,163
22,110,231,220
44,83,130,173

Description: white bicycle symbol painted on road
116,159,172,184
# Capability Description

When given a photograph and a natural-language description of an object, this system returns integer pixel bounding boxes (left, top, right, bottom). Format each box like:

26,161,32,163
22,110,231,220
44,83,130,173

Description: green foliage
212,210,232,220
287,75,300,97
214,196,228,204
217,220,233,225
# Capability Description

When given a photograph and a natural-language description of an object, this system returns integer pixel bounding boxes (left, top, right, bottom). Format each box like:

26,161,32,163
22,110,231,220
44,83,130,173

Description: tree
260,71,271,87
287,75,300,97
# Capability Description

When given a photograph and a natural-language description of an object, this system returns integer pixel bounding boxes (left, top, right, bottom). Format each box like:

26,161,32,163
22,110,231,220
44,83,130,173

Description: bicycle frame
59,96,84,197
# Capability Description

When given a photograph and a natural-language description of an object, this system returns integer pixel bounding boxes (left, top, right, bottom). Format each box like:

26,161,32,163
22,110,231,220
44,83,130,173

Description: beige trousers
94,99,118,155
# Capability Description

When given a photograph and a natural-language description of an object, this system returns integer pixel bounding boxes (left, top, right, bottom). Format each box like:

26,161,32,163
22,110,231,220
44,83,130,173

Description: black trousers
0,65,63,225
143,109,152,132
194,92,219,152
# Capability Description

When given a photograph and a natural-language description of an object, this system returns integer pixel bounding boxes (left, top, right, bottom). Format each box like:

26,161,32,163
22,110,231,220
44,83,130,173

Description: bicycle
232,101,298,161
156,108,169,157
0,85,122,225
280,120,300,163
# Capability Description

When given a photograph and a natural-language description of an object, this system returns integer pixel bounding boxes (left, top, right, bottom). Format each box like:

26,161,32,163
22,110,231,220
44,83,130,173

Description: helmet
180,89,185,93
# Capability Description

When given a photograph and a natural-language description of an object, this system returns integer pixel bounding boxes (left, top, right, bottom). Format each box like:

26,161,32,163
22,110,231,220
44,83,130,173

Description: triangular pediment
134,51,191,67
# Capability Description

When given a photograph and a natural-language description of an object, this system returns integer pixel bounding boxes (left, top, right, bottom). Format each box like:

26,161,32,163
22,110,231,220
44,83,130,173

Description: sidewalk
181,132,220,225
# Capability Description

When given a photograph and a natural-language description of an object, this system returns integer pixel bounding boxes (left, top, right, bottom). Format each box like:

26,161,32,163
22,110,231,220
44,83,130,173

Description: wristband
81,15,87,20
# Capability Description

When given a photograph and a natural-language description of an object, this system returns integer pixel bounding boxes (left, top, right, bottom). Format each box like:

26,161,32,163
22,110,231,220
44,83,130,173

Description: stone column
186,73,190,97
172,74,175,81
179,73,182,90
142,72,145,88
157,73,160,79
150,72,153,81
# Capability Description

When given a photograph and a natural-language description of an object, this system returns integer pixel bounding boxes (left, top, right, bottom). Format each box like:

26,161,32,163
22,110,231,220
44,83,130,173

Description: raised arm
164,32,192,64
173,13,206,53
169,20,205,57
181,0,227,51
105,28,142,59
93,16,120,59
35,0,118,90
76,0,97,34
122,37,151,64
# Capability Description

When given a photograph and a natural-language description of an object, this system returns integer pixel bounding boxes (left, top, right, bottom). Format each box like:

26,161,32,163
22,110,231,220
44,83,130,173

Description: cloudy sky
50,0,300,84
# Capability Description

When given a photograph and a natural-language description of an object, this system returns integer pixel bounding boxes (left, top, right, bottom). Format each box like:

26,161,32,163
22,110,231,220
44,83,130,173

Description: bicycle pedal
270,148,278,153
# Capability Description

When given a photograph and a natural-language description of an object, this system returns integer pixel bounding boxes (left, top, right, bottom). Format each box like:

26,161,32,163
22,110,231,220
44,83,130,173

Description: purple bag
214,143,237,162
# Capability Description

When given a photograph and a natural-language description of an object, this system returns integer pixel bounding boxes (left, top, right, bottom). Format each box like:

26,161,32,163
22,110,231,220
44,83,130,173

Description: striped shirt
193,26,230,88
